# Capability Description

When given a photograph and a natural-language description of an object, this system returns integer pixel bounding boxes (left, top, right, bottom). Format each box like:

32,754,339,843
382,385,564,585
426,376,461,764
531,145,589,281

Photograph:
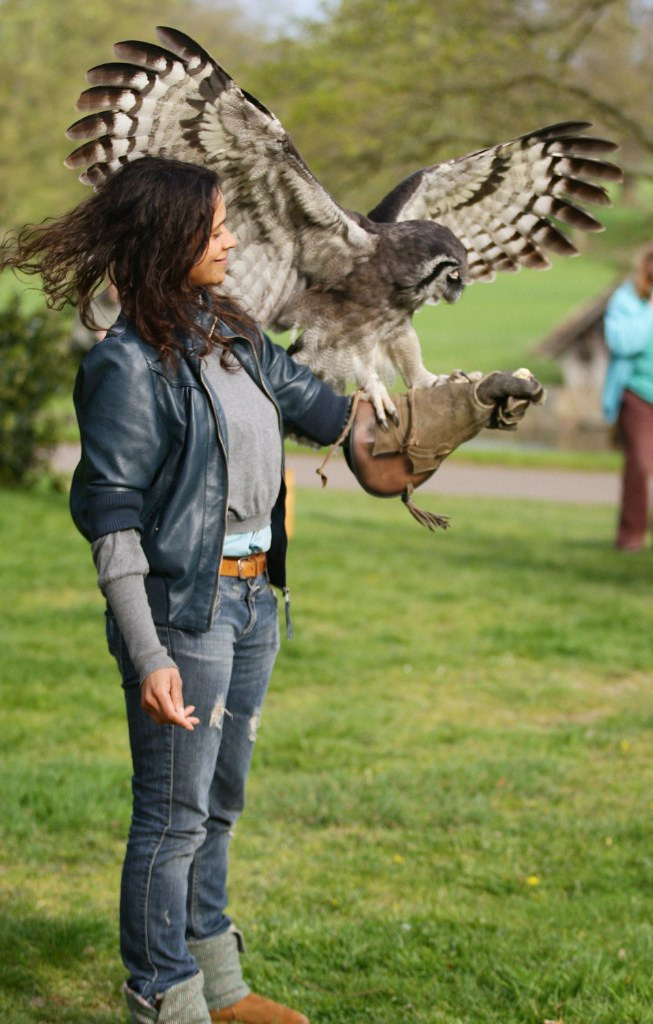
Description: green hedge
0,291,75,486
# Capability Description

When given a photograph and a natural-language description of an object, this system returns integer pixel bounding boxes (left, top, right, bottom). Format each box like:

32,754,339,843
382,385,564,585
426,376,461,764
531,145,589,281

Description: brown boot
209,992,309,1024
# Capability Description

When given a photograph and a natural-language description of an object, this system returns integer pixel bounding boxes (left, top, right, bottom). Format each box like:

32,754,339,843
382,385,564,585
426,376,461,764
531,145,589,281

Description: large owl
65,26,621,425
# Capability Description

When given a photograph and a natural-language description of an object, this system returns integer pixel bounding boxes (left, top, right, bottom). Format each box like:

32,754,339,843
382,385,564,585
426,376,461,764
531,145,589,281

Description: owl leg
386,329,439,390
407,367,440,388
355,367,399,430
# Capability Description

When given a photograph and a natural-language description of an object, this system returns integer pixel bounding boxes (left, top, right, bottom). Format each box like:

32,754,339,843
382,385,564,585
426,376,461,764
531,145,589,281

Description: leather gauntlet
341,370,544,529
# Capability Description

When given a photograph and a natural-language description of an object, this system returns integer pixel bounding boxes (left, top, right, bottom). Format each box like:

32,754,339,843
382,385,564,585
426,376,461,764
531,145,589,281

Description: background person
603,244,653,551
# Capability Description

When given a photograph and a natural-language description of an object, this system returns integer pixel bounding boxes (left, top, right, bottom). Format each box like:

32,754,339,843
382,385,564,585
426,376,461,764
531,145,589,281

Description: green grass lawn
2,484,652,1023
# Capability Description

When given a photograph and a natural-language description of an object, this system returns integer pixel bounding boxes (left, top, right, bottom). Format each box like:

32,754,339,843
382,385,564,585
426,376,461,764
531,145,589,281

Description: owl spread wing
366,123,623,281
64,26,373,327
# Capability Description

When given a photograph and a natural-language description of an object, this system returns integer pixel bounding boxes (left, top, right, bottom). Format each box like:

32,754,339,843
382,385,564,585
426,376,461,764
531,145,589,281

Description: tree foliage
247,0,653,213
0,290,74,486
2,0,653,227
0,0,270,228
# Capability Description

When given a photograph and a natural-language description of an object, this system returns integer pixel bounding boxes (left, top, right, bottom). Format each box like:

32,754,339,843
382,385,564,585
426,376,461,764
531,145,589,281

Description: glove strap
316,390,363,487
401,483,451,531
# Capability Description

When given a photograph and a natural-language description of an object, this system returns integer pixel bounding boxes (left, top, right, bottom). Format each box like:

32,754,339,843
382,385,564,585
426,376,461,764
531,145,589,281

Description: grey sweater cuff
92,530,178,683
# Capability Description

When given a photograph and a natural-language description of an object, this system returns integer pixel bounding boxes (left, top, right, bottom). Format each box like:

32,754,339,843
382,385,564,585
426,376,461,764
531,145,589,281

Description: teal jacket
602,280,653,422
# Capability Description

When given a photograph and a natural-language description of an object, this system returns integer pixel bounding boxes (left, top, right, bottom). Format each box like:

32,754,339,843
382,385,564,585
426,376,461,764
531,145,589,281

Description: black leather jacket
70,311,350,631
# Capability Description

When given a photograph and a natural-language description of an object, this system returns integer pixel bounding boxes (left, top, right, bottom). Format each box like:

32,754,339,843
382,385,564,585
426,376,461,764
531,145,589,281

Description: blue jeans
106,573,280,1002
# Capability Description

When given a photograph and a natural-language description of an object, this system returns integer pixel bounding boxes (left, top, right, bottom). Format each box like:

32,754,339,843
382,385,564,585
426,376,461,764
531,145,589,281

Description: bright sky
246,0,329,32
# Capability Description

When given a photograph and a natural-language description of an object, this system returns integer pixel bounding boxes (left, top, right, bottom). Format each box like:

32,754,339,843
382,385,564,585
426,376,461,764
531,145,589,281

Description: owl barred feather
65,26,622,425
367,123,621,280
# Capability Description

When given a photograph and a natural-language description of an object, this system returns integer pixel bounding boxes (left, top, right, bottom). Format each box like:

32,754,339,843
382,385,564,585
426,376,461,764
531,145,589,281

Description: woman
603,244,653,551
4,152,545,1024
4,156,351,1024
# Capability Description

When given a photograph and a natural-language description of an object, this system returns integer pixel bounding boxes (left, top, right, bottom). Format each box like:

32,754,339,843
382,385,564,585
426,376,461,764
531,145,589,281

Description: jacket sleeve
258,334,351,445
604,284,653,358
73,339,170,540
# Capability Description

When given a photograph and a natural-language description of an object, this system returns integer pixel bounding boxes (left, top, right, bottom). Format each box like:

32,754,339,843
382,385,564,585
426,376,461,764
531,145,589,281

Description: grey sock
124,971,211,1024
187,927,251,1011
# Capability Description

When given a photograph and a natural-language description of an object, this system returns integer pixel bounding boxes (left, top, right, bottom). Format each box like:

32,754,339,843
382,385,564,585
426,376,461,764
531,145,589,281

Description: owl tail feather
401,484,450,531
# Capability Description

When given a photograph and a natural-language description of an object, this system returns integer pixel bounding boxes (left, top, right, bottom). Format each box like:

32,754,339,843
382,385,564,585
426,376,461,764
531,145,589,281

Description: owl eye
418,260,459,289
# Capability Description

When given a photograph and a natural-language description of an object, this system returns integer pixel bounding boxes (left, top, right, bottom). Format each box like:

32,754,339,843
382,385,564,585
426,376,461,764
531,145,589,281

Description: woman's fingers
184,705,200,726
156,687,196,730
141,668,199,730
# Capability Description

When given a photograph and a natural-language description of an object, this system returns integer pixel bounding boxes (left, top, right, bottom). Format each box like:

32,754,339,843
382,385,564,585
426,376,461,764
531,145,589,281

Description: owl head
382,221,469,312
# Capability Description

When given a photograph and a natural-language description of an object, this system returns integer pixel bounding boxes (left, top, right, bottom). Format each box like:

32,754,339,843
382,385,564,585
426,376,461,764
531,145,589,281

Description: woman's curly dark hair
1,156,258,362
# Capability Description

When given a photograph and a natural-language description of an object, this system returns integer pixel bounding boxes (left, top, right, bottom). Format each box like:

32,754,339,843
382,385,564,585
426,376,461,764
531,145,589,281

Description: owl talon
371,402,389,431
361,384,397,429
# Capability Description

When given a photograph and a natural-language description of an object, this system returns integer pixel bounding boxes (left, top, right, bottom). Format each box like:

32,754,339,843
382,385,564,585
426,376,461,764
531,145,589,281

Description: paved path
288,453,620,504
53,444,620,505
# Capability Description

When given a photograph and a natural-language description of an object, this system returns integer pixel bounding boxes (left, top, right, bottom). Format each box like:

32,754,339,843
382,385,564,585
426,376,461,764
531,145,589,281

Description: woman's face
188,194,236,288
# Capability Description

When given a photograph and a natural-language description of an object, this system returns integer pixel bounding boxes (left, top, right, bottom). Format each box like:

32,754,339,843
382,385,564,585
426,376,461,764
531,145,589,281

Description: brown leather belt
218,552,267,579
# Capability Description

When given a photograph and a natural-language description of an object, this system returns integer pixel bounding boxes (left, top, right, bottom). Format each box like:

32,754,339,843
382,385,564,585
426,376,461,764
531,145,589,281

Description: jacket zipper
200,317,230,629
198,324,292,637
242,336,293,639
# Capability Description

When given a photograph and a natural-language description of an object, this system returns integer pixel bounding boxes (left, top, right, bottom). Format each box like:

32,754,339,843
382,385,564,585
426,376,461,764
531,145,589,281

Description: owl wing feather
64,26,373,327
63,28,623,418
366,123,622,281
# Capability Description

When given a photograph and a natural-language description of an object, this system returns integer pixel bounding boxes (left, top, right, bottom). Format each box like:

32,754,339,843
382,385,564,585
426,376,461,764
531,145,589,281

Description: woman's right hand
141,667,200,730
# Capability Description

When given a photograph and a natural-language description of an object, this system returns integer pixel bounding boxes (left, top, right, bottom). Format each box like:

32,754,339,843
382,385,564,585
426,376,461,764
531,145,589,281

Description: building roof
534,281,620,357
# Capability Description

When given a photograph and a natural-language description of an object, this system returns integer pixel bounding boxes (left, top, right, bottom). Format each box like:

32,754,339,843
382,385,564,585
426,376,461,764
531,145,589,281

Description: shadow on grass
0,899,122,1023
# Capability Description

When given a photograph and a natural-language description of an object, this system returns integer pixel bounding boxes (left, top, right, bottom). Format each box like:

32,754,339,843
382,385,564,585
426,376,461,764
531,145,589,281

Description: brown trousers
616,388,653,550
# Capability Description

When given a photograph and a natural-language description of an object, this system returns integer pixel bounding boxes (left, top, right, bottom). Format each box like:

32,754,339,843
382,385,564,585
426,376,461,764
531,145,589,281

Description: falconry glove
330,369,544,530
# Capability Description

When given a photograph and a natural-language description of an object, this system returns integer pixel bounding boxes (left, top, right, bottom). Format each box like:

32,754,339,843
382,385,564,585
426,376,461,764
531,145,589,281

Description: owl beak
443,268,465,304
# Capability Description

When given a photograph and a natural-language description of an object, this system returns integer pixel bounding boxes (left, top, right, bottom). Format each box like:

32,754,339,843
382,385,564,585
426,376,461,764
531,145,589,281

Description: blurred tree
0,0,269,227
247,0,653,213
0,290,74,485
2,0,653,227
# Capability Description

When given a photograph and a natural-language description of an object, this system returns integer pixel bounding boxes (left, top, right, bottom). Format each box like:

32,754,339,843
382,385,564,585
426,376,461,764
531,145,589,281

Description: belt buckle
237,556,252,579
